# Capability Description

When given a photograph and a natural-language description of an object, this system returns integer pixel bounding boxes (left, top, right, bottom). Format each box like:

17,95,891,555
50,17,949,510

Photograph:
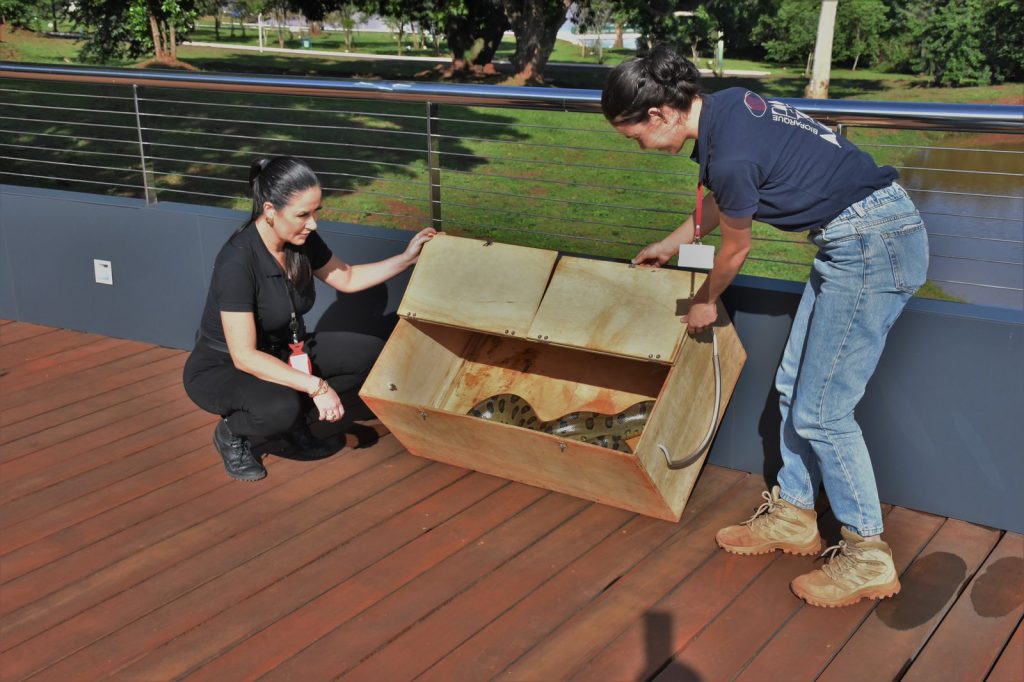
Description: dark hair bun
601,43,701,124
648,44,700,87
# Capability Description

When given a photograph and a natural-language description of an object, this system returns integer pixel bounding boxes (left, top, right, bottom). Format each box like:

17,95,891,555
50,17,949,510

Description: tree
501,0,572,83
835,0,888,71
752,0,818,67
616,0,715,59
982,0,1022,82
804,0,837,98
326,3,360,51
573,0,615,62
442,0,509,75
71,0,199,66
916,0,991,86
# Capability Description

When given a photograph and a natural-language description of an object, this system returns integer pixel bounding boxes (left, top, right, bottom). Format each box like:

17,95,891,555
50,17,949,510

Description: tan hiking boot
716,486,822,556
791,527,901,608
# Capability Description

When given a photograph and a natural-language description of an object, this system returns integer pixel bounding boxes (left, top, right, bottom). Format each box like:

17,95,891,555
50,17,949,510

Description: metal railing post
426,101,442,231
132,84,155,205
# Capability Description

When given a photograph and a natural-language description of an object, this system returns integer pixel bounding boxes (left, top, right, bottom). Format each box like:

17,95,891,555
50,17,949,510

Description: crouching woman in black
184,156,436,481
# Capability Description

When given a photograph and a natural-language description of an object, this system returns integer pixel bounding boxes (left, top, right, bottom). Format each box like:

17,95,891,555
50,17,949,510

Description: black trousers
183,331,384,438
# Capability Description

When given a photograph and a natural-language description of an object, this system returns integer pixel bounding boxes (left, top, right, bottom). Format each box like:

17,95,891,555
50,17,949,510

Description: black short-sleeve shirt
198,224,333,347
689,88,898,231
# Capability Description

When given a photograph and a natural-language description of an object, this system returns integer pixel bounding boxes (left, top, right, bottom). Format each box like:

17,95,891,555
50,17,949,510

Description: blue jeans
775,183,929,537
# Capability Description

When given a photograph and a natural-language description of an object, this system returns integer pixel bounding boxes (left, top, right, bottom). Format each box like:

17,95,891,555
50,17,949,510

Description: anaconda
467,393,655,453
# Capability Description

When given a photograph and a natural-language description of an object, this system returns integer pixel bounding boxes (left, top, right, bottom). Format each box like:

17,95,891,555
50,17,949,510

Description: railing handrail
2,62,1022,132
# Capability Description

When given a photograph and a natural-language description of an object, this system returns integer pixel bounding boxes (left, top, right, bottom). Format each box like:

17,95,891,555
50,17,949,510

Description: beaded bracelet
308,378,329,398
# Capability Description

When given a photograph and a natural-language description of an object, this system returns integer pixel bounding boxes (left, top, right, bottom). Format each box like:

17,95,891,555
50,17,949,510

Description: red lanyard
695,183,704,242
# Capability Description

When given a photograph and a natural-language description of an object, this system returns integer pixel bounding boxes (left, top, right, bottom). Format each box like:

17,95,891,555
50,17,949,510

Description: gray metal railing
1,63,1022,308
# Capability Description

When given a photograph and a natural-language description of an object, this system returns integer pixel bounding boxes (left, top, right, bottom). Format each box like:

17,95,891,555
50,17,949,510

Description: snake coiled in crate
468,393,654,453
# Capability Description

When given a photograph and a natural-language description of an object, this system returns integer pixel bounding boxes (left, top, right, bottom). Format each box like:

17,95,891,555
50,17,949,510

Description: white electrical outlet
94,259,113,285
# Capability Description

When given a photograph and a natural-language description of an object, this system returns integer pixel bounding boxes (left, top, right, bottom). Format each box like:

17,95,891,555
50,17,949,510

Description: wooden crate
360,235,746,521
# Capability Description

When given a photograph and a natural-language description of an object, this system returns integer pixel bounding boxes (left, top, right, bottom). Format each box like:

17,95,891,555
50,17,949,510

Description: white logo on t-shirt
767,99,842,148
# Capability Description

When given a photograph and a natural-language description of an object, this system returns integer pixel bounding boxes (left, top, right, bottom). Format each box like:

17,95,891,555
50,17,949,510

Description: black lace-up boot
282,419,336,459
213,419,266,481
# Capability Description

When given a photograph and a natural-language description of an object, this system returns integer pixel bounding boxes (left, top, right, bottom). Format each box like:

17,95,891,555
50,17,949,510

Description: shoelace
742,490,777,529
227,436,255,465
819,540,862,580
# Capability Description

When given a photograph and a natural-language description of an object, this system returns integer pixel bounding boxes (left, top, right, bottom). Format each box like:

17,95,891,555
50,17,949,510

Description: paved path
183,41,771,77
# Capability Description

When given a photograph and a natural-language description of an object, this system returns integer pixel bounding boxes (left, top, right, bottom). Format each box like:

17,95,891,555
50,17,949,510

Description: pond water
898,134,1024,310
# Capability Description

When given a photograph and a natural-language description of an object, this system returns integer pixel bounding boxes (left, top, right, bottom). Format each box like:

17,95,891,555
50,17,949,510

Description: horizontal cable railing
1,63,1021,309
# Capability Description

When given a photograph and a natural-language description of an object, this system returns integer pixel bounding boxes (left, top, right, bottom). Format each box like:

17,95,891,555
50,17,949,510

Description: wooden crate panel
361,398,676,520
530,257,704,363
397,235,557,337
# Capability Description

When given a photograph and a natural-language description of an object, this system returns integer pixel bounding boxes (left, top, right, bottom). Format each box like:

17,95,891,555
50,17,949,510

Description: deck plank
0,446,376,670
818,518,1002,682
0,349,181,417
268,494,604,679
415,469,751,682
987,621,1024,682
0,321,60,347
1,362,185,444
346,466,744,682
904,532,1023,682
109,468,506,680
493,468,748,682
64,461,466,680
0,322,1017,681
1,407,213,507
1,382,190,463
0,422,213,533
180,477,538,681
25,448,455,680
0,327,100,367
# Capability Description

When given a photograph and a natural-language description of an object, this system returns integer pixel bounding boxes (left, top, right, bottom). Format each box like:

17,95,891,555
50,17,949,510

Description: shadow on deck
1,321,1022,681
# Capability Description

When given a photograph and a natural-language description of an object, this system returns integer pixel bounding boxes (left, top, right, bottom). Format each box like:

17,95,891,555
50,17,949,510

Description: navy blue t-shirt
690,88,897,231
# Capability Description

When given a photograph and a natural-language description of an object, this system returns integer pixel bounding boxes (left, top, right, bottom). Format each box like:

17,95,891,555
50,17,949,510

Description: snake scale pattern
468,393,655,453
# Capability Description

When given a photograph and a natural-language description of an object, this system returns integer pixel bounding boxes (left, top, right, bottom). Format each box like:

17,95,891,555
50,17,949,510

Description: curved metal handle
661,328,721,470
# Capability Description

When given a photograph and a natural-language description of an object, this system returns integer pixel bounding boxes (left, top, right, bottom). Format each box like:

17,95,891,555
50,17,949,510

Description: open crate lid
398,234,559,338
528,256,697,364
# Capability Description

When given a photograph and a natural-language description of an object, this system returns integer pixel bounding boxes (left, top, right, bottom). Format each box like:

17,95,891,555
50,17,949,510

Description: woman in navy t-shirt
602,45,928,608
184,156,435,482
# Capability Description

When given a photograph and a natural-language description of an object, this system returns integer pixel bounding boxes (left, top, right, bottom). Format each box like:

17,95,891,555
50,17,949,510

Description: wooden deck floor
1,321,1021,681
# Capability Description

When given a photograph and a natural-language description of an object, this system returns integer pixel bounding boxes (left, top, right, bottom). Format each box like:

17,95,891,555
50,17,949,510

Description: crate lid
398,234,558,338
528,256,698,364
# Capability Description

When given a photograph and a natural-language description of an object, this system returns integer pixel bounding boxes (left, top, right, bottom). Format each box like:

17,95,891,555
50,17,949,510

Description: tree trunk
614,21,623,50
804,0,837,99
168,19,177,60
214,13,221,40
310,21,321,37
149,12,167,61
502,0,571,84
852,52,860,71
444,1,508,75
275,10,285,48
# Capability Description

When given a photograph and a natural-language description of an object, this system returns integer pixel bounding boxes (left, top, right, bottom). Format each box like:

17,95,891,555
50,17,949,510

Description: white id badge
678,243,716,270
289,351,312,374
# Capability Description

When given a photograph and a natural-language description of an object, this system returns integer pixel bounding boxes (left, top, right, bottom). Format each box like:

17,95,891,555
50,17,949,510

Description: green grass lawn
2,28,1020,303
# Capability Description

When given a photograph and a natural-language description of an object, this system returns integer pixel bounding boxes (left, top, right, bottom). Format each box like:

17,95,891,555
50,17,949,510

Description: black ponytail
602,44,702,125
240,155,320,289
